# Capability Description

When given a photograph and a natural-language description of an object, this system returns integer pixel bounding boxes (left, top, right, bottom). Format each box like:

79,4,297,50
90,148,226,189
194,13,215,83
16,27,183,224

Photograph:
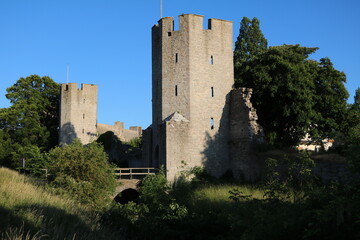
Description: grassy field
0,167,121,240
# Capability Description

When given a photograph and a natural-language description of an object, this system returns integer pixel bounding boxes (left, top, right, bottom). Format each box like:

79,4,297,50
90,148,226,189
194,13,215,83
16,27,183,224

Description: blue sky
0,0,359,128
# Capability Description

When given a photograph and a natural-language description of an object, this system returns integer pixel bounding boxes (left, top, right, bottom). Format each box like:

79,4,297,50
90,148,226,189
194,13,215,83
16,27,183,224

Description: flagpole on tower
160,0,162,19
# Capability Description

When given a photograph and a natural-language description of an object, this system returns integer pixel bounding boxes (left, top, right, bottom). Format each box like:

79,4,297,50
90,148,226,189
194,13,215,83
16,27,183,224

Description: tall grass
193,184,265,202
0,167,120,240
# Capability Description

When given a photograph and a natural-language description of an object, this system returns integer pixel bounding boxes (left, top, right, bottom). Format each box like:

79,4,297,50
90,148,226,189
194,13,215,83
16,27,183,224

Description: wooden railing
114,168,157,179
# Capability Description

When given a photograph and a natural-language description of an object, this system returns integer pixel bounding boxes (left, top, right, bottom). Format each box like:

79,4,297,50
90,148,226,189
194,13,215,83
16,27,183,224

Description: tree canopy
234,17,268,87
0,75,60,168
236,43,349,147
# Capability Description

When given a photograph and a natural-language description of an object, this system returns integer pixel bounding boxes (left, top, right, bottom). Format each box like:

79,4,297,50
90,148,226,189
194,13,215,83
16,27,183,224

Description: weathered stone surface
146,14,235,180
59,83,98,145
59,83,141,145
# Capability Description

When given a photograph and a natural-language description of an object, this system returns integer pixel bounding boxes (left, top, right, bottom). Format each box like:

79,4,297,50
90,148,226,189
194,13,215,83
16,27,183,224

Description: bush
263,151,316,202
47,139,116,209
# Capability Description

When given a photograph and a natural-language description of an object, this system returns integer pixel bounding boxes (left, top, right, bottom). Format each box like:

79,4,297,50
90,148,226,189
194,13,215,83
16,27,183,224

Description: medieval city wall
97,121,142,142
59,83,98,145
150,14,234,180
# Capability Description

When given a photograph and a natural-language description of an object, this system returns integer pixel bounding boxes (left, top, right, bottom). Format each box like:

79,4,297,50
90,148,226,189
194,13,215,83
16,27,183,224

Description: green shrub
47,139,116,209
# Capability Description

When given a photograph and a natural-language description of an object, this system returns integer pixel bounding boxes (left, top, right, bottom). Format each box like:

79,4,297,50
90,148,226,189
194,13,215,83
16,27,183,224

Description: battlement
61,83,97,92
154,14,232,34
97,122,142,142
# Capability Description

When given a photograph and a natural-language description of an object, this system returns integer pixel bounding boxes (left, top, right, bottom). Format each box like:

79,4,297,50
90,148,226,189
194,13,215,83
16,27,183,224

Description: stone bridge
112,168,157,203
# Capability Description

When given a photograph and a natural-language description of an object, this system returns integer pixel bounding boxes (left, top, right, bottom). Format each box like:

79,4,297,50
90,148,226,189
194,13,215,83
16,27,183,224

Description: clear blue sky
1,0,359,128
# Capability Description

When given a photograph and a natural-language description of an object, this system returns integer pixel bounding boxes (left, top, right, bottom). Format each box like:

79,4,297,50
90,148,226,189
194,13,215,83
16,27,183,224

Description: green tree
310,57,349,141
0,75,60,151
241,44,349,147
246,45,318,146
47,139,116,209
234,17,268,87
353,87,360,112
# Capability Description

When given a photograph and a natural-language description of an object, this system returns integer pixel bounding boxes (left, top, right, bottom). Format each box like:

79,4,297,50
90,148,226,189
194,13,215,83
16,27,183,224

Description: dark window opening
175,53,178,63
210,55,214,64
168,32,172,36
210,118,215,130
211,87,214,97
175,85,178,96
65,85,69,91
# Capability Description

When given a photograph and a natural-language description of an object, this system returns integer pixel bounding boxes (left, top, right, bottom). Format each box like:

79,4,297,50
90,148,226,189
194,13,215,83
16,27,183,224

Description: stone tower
59,83,98,145
148,14,234,180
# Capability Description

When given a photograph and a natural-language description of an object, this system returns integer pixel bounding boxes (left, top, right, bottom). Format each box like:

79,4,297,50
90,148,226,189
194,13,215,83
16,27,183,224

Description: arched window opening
210,118,215,130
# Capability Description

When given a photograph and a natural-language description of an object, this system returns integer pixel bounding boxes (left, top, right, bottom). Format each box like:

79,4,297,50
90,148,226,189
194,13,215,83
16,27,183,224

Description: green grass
193,184,265,202
0,167,120,240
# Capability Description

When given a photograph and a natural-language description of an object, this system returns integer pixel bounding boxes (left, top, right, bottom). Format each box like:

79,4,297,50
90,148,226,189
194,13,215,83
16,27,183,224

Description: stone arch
113,188,140,204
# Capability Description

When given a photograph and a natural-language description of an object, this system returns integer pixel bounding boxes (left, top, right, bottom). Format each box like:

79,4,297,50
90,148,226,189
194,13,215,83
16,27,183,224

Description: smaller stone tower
59,83,98,145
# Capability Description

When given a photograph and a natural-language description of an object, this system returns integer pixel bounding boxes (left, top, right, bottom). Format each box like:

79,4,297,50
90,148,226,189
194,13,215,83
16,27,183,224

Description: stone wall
59,83,98,145
97,121,142,142
229,88,264,181
150,14,234,180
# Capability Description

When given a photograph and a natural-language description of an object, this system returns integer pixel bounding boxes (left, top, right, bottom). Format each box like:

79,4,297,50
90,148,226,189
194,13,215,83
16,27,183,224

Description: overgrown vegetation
47,140,117,210
0,167,120,240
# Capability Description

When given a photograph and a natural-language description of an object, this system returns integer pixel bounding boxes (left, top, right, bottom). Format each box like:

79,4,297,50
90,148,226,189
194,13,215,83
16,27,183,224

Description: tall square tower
148,14,234,180
59,83,98,145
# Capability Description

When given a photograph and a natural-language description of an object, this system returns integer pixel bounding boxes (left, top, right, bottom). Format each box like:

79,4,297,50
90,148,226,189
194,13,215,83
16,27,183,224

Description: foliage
0,75,60,171
234,16,268,87
12,145,48,176
0,167,122,240
125,137,142,149
0,75,60,151
353,87,360,112
237,44,349,147
47,140,116,209
262,151,316,202
229,188,252,202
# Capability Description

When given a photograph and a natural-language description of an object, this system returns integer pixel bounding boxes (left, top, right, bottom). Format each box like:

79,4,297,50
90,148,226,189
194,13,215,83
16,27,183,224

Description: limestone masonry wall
59,83,98,145
149,14,234,180
97,122,142,142
60,83,141,145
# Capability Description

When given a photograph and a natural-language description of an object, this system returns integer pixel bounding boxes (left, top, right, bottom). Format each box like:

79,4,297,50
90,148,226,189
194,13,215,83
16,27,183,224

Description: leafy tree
353,87,360,112
234,16,268,87
263,152,316,202
244,45,318,146
310,57,349,141
239,44,349,147
47,139,116,209
0,75,60,152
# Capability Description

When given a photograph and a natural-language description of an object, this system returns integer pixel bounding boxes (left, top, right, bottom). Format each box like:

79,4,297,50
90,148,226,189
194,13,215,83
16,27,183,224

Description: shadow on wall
201,92,231,179
97,131,128,167
59,122,77,145
201,90,264,182
96,131,144,167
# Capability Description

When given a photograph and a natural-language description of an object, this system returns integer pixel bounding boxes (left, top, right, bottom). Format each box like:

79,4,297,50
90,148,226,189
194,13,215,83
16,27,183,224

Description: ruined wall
150,14,234,180
59,83,98,145
229,88,263,181
97,121,142,142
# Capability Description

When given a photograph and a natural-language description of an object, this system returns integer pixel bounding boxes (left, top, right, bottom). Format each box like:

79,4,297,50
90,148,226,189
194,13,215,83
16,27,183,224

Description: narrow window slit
210,55,213,64
211,87,214,97
175,85,178,96
175,53,178,63
210,118,215,130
